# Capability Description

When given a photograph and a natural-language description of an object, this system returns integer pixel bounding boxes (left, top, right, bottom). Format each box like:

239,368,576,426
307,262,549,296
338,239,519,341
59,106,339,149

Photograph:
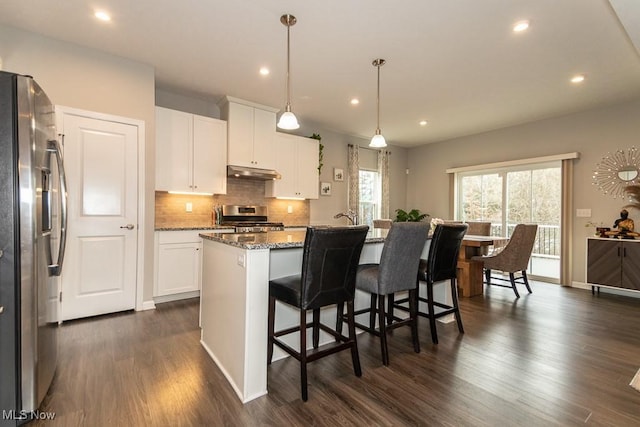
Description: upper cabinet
265,133,319,199
156,107,227,194
218,96,278,170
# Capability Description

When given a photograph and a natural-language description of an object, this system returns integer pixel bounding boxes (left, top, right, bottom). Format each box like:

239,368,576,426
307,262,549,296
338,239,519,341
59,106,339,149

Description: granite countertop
155,225,311,232
200,228,388,250
155,225,235,231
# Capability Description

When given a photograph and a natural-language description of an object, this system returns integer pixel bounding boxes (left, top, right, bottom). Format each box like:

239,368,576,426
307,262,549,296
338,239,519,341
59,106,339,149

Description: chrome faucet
334,209,357,225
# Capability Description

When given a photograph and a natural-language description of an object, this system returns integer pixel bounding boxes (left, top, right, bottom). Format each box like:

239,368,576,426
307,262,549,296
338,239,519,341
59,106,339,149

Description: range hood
227,165,281,180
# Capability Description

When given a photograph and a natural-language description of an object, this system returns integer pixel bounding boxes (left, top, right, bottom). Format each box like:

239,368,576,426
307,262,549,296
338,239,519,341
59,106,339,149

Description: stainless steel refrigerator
0,71,67,425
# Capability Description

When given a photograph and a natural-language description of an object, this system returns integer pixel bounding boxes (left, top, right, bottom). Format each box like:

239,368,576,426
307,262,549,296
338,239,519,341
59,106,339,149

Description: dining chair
465,221,492,255
465,221,491,236
373,219,393,229
267,225,369,401
393,223,468,344
472,223,538,298
342,222,428,365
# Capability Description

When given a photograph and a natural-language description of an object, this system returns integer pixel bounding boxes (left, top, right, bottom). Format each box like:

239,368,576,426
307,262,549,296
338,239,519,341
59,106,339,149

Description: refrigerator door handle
48,138,68,276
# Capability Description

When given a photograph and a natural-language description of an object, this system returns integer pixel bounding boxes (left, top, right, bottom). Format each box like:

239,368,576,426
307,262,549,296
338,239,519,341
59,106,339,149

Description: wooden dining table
457,235,509,297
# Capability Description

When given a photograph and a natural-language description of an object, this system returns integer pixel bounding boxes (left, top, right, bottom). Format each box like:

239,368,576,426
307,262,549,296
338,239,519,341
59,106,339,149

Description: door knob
120,224,135,230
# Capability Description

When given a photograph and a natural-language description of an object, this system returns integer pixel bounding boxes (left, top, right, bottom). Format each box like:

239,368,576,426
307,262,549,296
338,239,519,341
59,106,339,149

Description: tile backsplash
155,178,310,228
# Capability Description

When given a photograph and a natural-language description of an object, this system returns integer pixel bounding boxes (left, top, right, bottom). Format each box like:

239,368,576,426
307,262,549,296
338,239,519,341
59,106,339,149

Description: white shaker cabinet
154,231,203,298
265,133,319,199
156,106,227,194
219,97,278,170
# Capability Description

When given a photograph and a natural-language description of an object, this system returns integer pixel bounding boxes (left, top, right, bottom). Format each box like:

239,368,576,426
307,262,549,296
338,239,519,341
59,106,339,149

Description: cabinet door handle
623,247,627,257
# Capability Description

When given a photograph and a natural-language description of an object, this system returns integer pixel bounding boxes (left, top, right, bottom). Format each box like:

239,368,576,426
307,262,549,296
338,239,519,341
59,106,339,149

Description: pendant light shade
277,14,300,130
369,58,387,148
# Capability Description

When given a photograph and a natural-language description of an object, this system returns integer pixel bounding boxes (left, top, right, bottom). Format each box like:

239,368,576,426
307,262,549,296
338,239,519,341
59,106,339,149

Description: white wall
0,25,157,302
406,97,640,284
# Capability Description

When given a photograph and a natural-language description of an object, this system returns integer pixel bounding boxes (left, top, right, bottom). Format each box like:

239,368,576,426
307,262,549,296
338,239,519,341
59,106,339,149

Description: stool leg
312,309,320,349
409,288,420,353
451,278,464,334
378,294,389,366
300,309,308,401
347,300,362,377
386,294,395,325
267,296,276,364
427,281,438,344
369,294,378,329
335,302,344,341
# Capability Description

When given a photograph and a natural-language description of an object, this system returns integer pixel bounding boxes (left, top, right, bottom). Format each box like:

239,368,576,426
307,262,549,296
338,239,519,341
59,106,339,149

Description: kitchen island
198,229,388,403
198,228,490,403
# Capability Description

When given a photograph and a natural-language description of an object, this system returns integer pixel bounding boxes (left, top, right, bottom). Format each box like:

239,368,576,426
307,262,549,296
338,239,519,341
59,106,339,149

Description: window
456,161,561,281
359,169,380,228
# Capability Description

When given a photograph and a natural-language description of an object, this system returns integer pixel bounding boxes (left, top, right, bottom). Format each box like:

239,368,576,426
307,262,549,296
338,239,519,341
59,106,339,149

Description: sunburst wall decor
592,147,640,198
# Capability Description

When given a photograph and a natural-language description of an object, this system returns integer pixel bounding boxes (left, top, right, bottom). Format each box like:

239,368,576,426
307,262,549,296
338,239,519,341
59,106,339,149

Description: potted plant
395,208,429,222
309,133,323,174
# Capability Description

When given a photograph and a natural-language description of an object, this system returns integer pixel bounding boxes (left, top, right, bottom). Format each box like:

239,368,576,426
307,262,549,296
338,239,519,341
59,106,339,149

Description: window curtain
560,158,573,286
347,144,359,222
378,150,390,219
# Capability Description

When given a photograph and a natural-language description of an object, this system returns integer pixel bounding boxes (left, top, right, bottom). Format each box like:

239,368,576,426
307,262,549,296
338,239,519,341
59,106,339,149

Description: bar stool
394,223,468,344
267,225,369,401
343,222,428,365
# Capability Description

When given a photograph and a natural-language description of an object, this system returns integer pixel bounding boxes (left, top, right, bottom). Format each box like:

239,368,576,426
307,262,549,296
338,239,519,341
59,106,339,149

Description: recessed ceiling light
513,20,530,32
94,11,111,22
571,74,586,84
350,98,360,105
259,67,270,76
419,120,428,126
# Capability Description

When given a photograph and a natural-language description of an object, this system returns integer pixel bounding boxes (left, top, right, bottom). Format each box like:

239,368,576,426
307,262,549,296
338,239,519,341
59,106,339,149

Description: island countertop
199,228,388,250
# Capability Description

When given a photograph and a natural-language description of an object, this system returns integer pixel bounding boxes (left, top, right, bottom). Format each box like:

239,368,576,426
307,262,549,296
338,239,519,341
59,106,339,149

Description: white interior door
59,112,138,320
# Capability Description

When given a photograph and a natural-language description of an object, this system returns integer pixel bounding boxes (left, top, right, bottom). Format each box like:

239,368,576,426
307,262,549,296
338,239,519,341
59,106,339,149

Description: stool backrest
301,226,369,310
378,222,429,293
427,224,468,283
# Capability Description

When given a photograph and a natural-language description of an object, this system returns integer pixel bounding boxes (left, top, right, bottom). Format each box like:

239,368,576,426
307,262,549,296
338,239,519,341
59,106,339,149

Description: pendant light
277,14,300,130
369,58,387,148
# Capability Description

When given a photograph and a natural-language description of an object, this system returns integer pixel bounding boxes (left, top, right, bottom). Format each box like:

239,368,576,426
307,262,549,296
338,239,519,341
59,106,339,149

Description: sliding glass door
456,161,561,281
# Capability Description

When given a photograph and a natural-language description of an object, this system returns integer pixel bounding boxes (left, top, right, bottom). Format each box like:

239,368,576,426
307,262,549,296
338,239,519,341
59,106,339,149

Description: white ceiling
2,0,640,147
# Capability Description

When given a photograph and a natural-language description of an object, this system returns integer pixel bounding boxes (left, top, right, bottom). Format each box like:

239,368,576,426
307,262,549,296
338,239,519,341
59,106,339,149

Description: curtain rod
348,144,391,154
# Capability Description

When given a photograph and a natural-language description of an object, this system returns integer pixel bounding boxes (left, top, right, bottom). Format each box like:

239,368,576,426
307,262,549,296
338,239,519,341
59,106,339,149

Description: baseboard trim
153,290,201,304
141,300,156,311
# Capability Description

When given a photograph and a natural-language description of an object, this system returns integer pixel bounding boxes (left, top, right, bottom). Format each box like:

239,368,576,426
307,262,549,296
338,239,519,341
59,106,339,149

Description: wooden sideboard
586,237,640,291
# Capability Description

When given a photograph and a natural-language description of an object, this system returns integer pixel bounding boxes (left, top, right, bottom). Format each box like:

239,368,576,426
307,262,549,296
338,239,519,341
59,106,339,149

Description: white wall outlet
237,254,245,267
576,208,591,218
287,205,293,214
186,202,193,212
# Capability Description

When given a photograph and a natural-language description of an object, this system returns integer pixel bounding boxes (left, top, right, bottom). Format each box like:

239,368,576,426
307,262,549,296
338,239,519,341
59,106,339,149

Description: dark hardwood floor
35,282,640,426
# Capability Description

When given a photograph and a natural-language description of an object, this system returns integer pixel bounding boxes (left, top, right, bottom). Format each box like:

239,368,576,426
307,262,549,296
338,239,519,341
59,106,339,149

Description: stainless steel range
220,205,284,233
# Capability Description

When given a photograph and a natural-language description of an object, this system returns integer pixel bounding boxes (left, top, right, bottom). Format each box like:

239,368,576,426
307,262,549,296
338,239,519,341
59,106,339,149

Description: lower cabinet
155,231,203,298
587,238,640,291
